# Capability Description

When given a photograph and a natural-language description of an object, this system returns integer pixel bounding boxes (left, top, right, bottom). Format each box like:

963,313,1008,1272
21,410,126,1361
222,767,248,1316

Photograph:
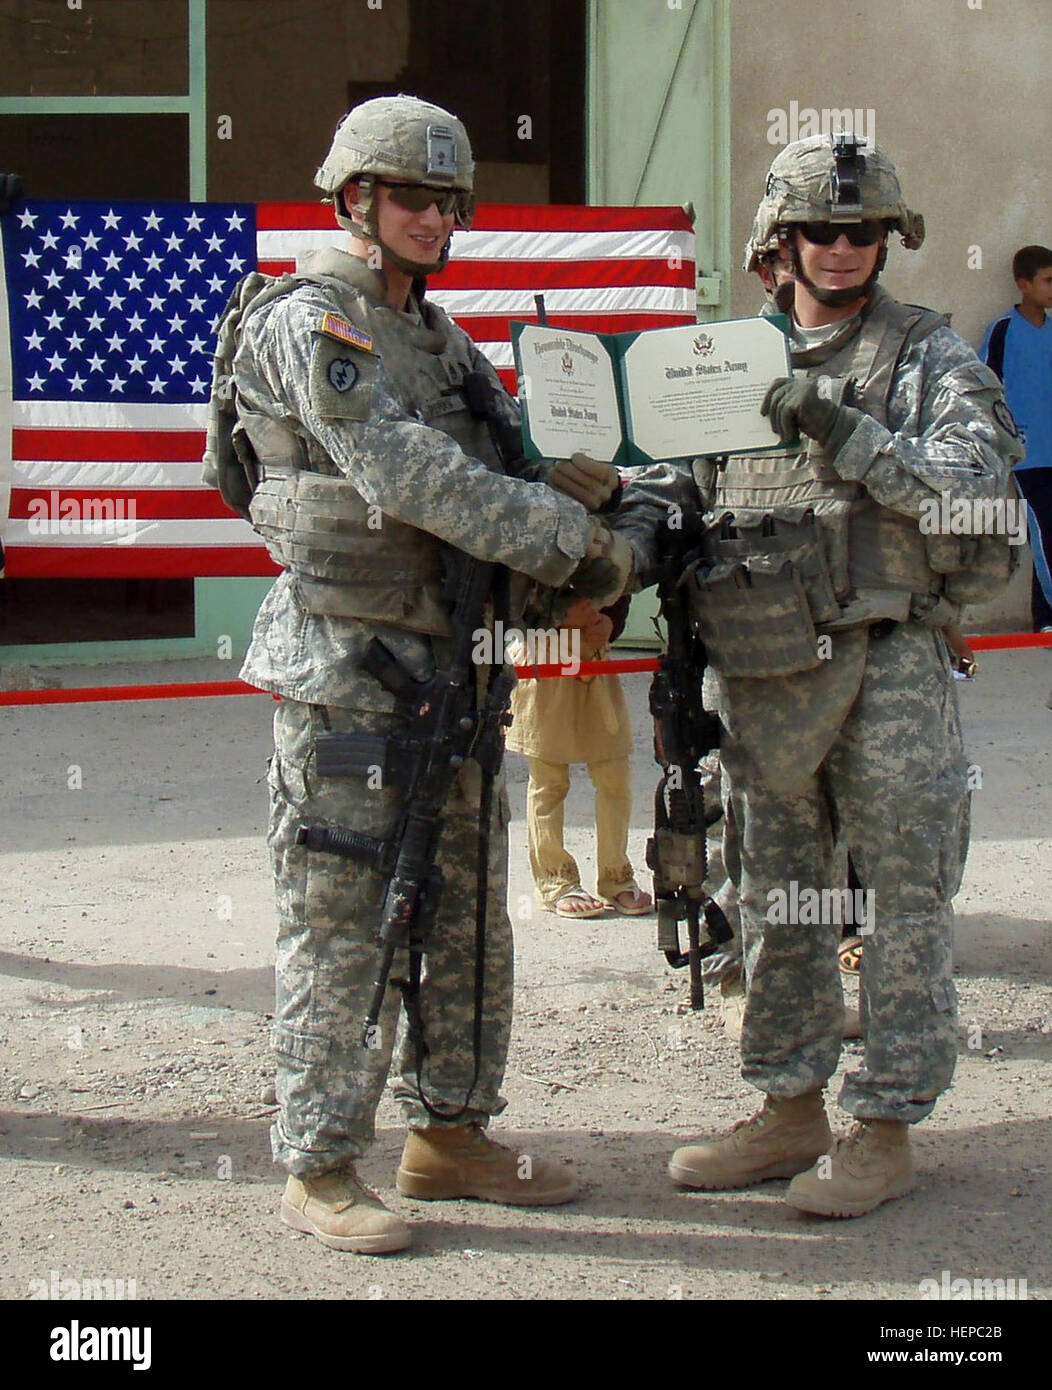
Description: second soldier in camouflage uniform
204,96,629,1252
611,134,1022,1217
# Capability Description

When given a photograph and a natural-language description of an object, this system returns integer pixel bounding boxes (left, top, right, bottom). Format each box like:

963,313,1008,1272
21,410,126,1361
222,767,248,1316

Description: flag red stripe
256,202,340,230
452,311,695,340
3,546,280,578
13,429,206,463
468,205,695,232
256,202,695,233
429,258,694,290
9,488,237,520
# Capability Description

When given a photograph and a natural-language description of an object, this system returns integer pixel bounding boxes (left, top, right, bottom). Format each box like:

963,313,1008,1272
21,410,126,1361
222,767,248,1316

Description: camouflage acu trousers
266,698,512,1176
722,624,968,1123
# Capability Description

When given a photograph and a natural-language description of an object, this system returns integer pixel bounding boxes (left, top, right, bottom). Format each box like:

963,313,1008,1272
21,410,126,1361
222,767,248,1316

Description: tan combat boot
669,1092,832,1190
785,1118,915,1217
281,1166,411,1253
396,1124,578,1206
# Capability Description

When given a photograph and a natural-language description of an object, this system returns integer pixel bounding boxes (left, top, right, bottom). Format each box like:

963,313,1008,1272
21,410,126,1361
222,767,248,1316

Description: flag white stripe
11,401,209,429
449,228,695,262
472,344,514,370
257,229,340,261
428,285,695,317
7,516,257,547
257,227,695,264
12,460,208,490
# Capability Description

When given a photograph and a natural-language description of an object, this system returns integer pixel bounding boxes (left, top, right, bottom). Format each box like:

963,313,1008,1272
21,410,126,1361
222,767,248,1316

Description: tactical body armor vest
689,288,1012,678
204,250,511,636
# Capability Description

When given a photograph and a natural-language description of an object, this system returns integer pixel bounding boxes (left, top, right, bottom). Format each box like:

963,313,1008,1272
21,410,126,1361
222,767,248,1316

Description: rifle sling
377,372,515,1121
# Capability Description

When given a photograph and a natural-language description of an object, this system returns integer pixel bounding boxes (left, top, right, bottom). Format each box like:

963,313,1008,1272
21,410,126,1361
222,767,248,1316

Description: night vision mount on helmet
314,94,475,278
744,131,925,305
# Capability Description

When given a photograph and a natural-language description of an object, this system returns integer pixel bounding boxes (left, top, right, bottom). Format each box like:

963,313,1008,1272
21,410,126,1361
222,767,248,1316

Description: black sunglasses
373,179,470,219
796,220,886,247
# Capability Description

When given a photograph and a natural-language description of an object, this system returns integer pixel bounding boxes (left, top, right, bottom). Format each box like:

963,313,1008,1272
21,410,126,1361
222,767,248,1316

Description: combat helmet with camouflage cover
315,94,475,277
743,131,925,274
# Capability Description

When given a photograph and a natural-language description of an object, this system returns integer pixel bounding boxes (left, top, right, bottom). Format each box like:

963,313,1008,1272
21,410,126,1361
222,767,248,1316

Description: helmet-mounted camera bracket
829,131,867,222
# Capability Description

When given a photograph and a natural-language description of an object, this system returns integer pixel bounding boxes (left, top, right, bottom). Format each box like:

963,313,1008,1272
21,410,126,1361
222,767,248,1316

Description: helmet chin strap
339,180,452,279
786,236,884,309
773,279,796,314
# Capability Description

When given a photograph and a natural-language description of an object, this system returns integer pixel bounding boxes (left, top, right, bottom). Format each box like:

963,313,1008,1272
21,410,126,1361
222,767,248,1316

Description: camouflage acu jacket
232,248,591,709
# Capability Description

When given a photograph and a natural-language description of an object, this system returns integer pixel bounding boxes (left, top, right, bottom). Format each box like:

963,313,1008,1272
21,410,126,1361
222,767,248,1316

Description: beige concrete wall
728,0,1052,350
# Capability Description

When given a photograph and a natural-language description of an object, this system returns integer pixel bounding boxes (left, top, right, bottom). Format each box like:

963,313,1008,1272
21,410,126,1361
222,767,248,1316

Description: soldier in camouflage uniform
205,96,629,1252
610,134,1022,1217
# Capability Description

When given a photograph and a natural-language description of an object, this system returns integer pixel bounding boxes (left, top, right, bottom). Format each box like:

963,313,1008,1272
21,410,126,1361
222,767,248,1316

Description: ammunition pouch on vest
941,535,1015,604
250,462,454,635
685,510,837,677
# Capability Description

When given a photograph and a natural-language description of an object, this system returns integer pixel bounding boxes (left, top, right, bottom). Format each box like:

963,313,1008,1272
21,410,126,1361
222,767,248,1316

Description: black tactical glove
548,452,622,512
761,375,861,455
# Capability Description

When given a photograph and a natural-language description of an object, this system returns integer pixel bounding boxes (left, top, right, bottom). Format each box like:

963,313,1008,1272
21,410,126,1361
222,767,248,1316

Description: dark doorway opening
345,0,587,204
0,578,195,646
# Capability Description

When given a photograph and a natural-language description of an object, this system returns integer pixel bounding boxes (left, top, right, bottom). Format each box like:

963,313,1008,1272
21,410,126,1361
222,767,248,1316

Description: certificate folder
511,315,794,464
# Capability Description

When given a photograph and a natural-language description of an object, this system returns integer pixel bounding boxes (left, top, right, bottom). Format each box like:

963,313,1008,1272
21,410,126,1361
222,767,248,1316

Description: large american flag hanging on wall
0,200,696,577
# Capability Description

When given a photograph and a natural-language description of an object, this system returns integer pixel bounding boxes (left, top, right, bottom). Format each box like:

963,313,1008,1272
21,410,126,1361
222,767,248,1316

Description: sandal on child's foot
550,887,607,919
604,887,654,916
838,935,864,975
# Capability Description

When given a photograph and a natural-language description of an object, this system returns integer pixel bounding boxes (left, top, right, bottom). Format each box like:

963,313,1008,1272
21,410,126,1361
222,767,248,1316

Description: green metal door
587,0,729,646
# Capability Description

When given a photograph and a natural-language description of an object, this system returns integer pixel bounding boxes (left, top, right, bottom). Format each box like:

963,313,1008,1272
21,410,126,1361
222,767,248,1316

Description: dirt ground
1,647,1049,1303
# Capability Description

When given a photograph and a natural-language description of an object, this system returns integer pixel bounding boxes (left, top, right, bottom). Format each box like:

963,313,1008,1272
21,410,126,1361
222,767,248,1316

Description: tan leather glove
548,452,621,511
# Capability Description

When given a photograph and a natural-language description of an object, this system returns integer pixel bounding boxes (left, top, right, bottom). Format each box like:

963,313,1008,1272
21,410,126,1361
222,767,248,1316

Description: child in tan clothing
506,595,652,919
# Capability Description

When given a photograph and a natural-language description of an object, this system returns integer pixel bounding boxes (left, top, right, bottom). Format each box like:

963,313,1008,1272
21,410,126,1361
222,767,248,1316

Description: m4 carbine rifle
646,523,732,1008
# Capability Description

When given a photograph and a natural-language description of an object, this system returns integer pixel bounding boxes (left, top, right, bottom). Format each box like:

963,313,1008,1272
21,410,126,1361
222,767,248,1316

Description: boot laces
326,1163,381,1203
729,1103,771,1136
464,1123,510,1156
827,1122,879,1171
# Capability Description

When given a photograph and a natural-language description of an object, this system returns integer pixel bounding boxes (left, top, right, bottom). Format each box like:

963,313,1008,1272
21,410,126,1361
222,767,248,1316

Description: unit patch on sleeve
310,330,379,420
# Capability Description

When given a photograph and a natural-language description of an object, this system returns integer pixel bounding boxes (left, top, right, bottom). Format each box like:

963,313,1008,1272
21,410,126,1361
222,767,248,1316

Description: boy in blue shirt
980,246,1052,631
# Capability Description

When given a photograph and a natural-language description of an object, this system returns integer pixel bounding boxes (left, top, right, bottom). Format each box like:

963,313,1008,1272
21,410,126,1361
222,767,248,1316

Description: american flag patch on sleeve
318,312,373,352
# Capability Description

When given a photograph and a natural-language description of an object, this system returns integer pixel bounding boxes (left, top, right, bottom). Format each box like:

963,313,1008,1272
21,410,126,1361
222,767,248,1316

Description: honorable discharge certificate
512,315,793,464
512,326,624,461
